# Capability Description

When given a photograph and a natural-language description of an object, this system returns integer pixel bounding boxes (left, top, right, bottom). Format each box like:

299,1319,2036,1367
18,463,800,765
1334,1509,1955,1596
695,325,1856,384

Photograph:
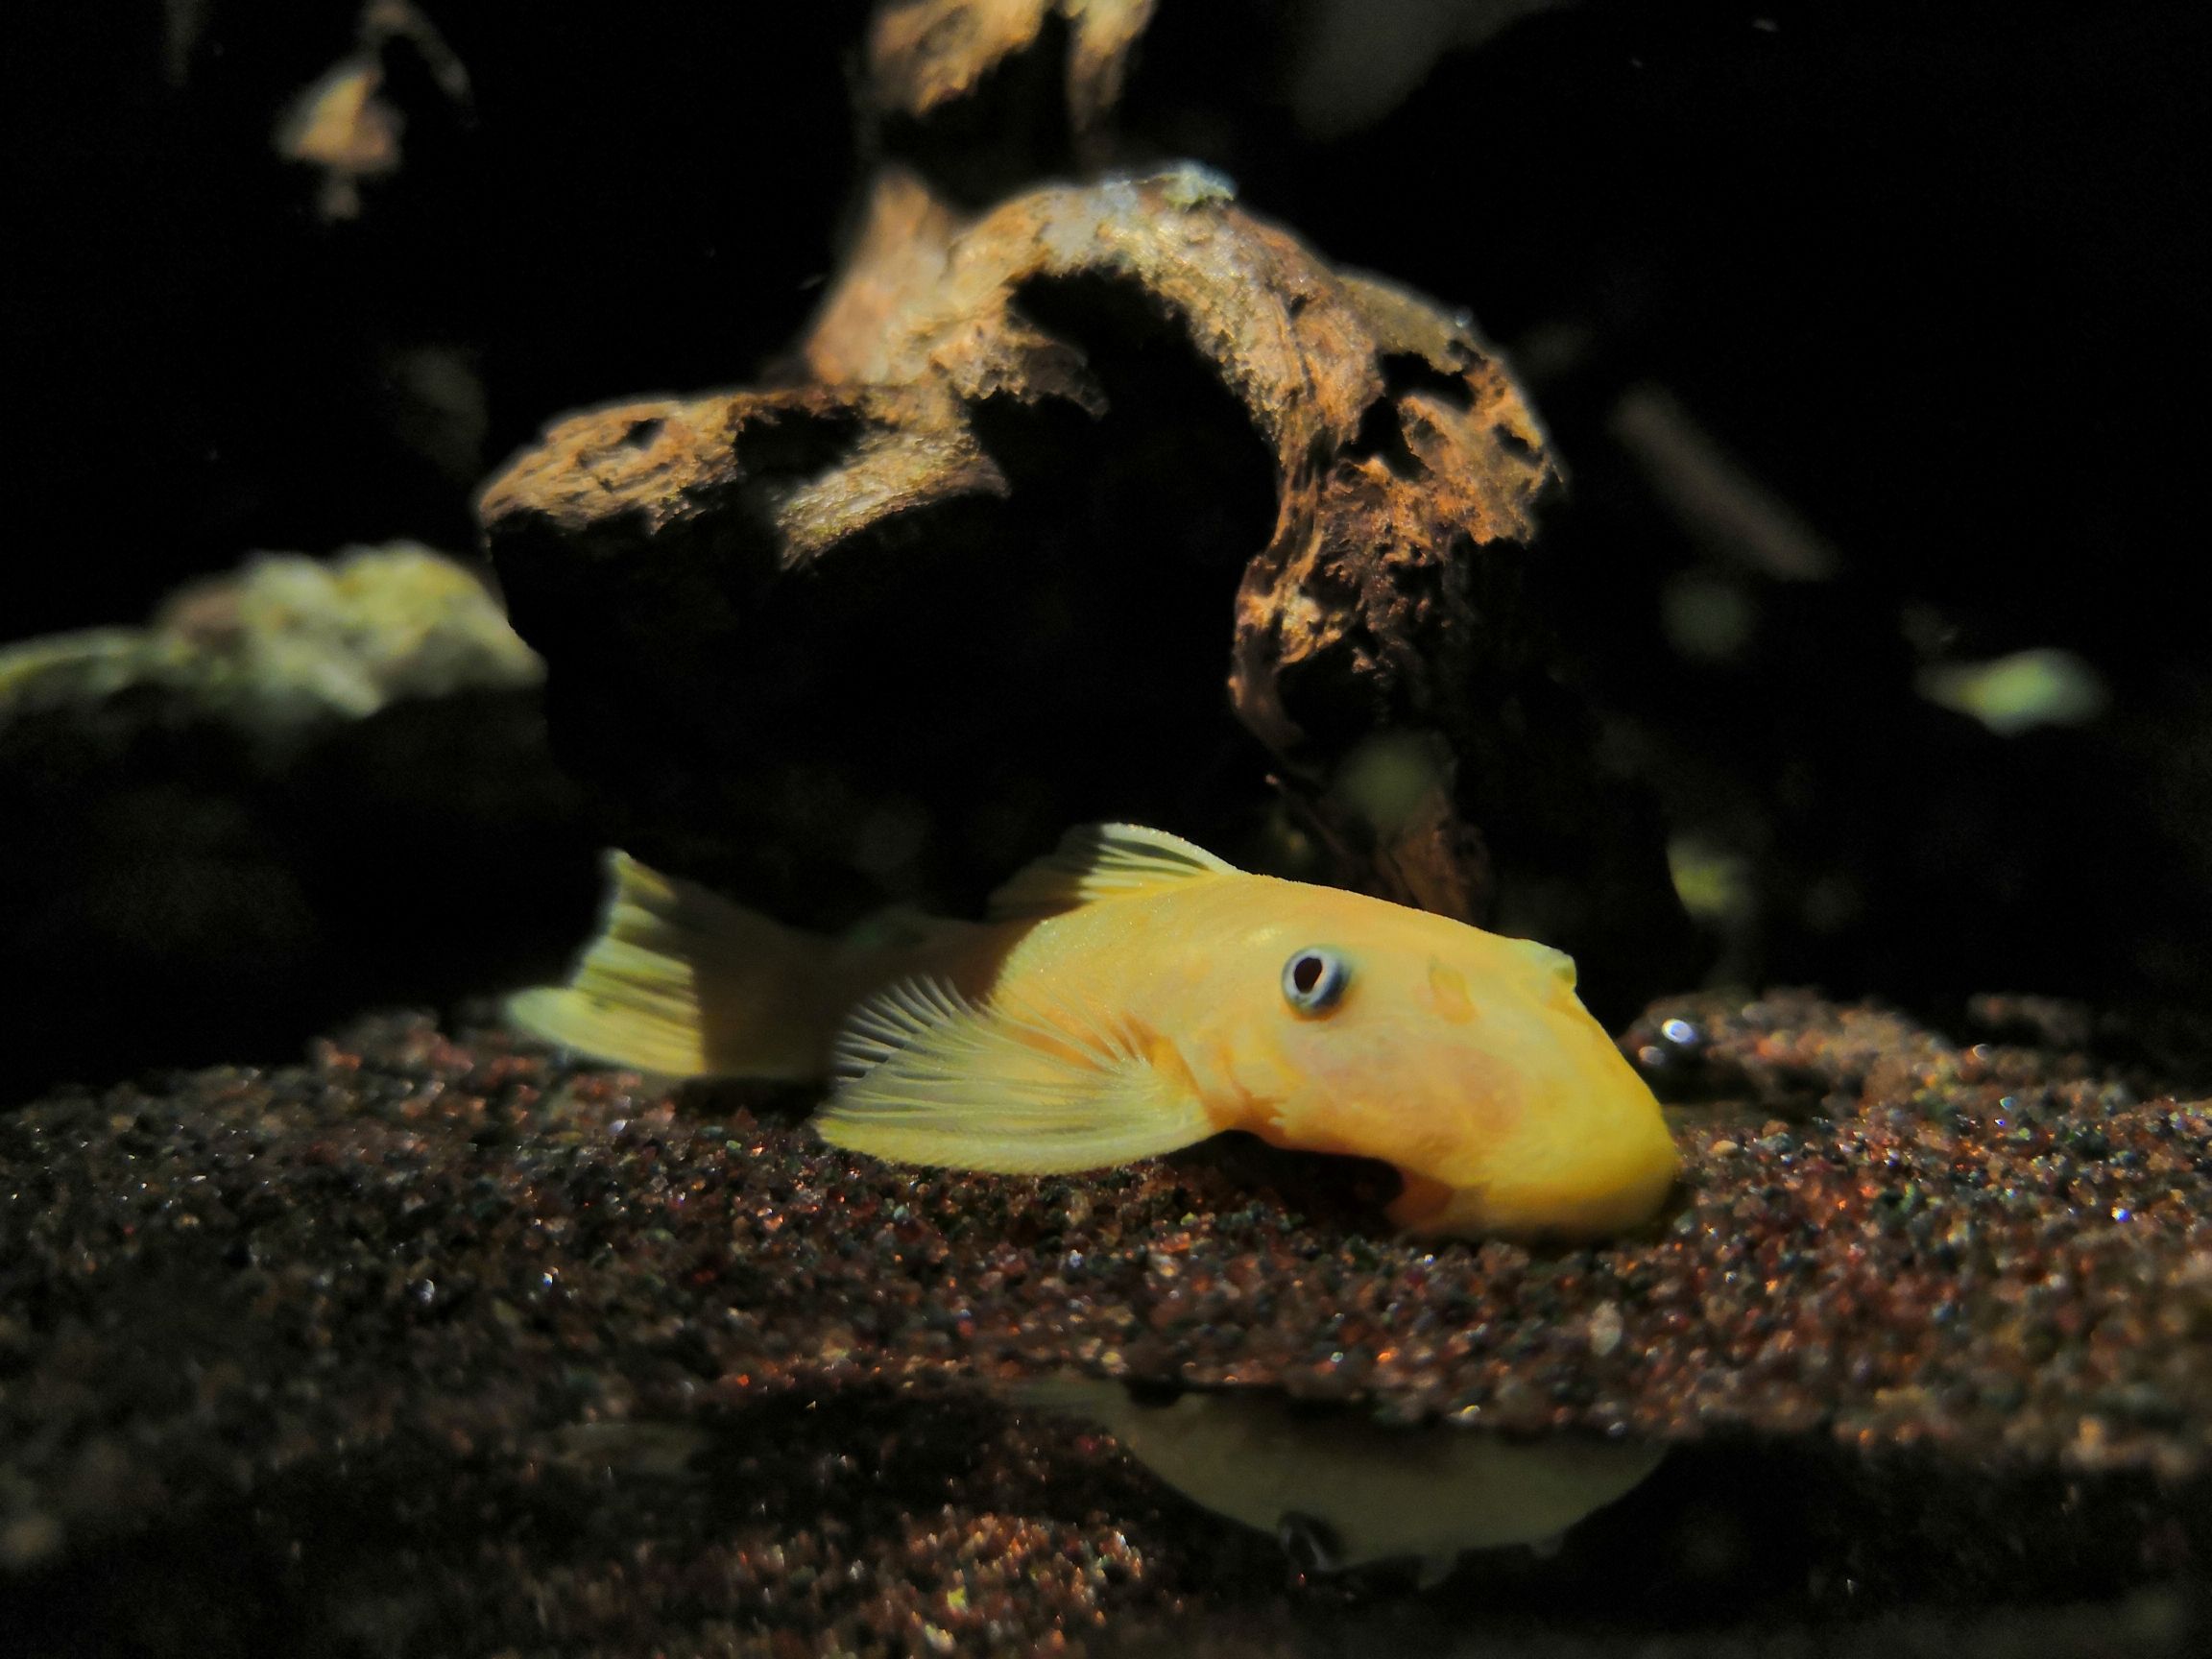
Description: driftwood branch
480,46,1688,1010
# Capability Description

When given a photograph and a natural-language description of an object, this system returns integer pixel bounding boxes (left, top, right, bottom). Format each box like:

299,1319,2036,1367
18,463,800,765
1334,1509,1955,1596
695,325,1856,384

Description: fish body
1012,1377,1666,1580
509,825,1680,1239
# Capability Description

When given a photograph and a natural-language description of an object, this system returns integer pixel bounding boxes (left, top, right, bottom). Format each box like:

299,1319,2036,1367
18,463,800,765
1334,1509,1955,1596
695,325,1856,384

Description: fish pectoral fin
817,976,1215,1174
987,823,1240,921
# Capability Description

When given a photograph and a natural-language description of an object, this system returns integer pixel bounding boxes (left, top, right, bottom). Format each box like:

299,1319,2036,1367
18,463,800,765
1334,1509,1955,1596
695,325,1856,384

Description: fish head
1223,885,1680,1241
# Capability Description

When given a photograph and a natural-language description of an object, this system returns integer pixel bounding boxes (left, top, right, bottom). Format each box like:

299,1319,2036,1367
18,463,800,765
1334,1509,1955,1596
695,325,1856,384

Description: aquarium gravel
5,990,2211,1651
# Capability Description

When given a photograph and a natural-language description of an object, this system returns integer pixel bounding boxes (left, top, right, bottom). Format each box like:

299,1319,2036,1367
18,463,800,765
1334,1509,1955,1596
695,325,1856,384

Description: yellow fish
509,824,1679,1239
1010,1377,1666,1583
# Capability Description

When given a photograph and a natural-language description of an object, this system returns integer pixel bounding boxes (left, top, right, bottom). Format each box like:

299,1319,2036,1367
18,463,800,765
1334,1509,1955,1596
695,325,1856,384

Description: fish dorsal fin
987,823,1241,921
815,975,1216,1174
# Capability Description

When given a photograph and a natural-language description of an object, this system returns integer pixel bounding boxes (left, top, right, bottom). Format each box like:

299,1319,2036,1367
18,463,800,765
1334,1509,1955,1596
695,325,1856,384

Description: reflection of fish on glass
512,823,1680,1240
1012,1377,1667,1587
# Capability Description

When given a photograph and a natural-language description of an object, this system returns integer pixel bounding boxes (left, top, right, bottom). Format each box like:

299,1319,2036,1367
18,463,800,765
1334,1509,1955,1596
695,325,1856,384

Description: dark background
10,0,2208,1090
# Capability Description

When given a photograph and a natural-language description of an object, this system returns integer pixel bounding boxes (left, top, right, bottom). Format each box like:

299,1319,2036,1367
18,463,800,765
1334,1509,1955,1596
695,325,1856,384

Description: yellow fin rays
818,975,1214,1174
986,823,1240,921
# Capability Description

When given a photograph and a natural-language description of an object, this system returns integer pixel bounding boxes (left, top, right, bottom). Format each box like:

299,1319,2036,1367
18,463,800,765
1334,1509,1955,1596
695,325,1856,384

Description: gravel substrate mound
5,990,2211,1654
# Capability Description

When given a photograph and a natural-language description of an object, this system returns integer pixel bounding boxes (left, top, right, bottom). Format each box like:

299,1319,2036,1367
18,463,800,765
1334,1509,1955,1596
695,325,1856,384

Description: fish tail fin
507,851,833,1079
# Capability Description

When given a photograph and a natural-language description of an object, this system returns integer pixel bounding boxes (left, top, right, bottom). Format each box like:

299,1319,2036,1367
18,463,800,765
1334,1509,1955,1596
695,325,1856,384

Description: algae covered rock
0,544,591,1095
0,543,543,741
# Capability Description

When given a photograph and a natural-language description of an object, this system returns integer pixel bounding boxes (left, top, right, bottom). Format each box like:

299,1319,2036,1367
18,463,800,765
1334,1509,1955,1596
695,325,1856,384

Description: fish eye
1282,947,1350,1015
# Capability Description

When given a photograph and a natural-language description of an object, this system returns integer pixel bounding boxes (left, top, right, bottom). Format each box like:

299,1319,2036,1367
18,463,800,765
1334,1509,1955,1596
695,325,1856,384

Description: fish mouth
1383,1173,1473,1235
1385,1130,1681,1242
